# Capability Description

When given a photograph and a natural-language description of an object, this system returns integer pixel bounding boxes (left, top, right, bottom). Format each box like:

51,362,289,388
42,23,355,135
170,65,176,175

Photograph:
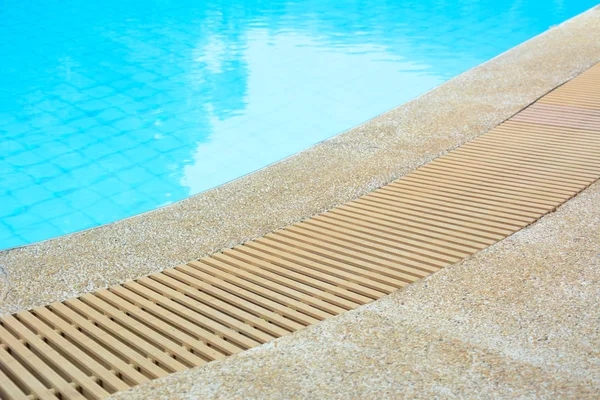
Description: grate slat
0,366,29,400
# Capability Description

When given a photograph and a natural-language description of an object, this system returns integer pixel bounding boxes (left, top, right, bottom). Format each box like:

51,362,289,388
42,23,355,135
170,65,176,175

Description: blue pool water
0,1,596,250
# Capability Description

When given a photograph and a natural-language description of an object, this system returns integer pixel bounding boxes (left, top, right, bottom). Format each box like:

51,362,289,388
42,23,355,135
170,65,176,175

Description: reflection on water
0,0,595,249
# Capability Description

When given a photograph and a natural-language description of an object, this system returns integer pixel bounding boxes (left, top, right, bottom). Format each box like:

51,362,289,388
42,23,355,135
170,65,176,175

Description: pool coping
1,5,600,315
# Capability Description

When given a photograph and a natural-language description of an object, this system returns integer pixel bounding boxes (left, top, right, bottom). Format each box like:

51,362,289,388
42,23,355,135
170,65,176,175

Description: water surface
0,0,596,249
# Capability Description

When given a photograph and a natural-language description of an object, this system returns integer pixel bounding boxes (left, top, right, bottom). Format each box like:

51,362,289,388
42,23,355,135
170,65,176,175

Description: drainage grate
1,63,600,399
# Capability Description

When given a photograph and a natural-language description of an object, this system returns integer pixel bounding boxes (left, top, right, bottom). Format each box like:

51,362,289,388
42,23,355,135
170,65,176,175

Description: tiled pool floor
0,0,597,250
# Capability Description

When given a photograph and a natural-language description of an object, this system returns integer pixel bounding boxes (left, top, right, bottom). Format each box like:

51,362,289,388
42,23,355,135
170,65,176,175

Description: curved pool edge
1,5,600,315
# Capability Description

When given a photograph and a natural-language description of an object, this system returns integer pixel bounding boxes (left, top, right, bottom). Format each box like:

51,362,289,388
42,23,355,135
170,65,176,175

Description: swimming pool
0,1,596,250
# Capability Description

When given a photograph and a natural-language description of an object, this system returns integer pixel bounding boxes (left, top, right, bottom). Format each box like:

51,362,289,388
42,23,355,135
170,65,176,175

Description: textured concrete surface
1,6,600,315
111,175,600,400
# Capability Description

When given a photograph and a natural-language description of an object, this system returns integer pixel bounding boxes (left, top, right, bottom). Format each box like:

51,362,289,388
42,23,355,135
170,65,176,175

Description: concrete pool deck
112,174,600,400
1,6,600,316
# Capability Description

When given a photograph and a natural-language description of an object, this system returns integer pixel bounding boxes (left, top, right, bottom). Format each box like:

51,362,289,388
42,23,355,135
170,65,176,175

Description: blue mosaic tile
128,86,155,101
117,166,154,185
111,189,153,208
27,113,63,130
29,198,75,220
90,70,126,86
149,135,186,153
52,83,92,103
84,85,116,99
0,195,22,218
100,153,134,172
5,149,46,167
43,173,81,194
50,211,97,235
64,132,101,151
121,145,160,165
36,98,71,112
134,177,175,197
131,71,160,83
78,98,111,113
26,162,64,182
154,117,191,134
95,107,127,123
1,138,26,156
103,93,137,108
31,140,72,159
67,116,100,130
0,170,35,191
80,142,116,160
86,125,121,140
0,112,18,126
62,189,104,209
102,132,139,151
54,151,89,169
88,176,130,197
0,235,28,250
0,223,14,241
45,124,82,139
67,72,98,90
83,198,125,225
1,122,34,138
116,100,152,115
17,221,63,243
18,131,53,150
108,79,140,92
3,211,42,231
